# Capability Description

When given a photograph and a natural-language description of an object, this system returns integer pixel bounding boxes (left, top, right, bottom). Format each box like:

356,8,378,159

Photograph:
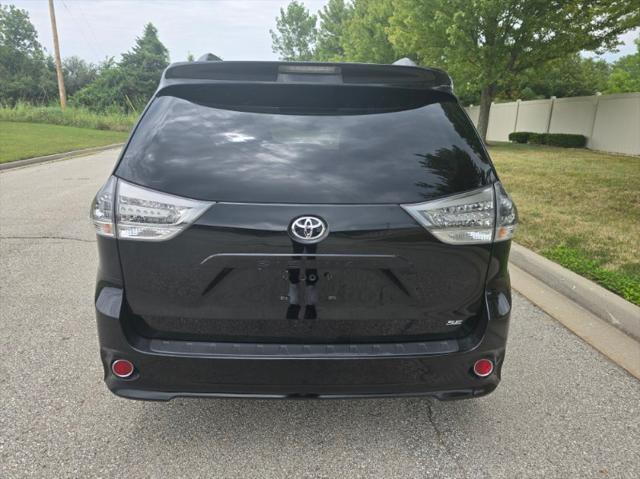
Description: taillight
494,182,518,241
90,176,116,237
90,177,213,241
401,182,517,245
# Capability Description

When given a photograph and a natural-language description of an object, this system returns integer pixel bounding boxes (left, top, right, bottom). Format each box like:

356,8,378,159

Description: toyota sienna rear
91,60,517,400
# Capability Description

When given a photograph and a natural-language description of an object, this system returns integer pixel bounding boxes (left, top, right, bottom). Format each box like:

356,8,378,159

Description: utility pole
48,0,67,109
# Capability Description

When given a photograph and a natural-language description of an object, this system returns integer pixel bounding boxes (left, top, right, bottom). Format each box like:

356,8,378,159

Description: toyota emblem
289,216,328,244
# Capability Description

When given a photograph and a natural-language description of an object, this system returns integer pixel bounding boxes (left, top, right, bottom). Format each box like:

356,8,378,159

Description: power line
59,0,106,61
74,1,110,60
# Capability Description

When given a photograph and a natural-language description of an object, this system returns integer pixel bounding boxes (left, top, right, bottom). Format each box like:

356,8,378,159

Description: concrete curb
0,143,124,171
509,243,640,341
510,264,640,380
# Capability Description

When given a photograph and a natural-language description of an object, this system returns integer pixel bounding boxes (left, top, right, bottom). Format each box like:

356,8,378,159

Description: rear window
116,85,494,204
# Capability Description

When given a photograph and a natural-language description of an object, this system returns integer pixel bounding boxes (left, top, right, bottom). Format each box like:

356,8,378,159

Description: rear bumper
95,284,511,401
103,353,504,401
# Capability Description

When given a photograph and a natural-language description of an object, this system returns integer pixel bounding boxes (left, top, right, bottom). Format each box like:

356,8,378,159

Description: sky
11,0,640,65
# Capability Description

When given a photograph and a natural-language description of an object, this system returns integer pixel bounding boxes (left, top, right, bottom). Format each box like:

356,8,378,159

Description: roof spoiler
392,58,417,67
159,61,453,93
197,53,222,62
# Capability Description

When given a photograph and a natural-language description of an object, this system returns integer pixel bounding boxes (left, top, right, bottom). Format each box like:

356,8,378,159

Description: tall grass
0,102,138,132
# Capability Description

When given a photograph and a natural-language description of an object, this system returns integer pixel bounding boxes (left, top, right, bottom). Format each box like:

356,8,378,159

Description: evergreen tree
119,23,170,103
73,23,169,111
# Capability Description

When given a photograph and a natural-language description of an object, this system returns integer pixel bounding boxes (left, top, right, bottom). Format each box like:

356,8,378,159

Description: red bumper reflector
473,359,494,377
112,359,134,378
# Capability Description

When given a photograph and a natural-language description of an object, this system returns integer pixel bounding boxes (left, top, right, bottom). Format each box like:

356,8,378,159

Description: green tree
315,0,353,61
119,23,169,100
270,1,317,61
341,0,398,64
504,55,611,101
71,61,126,111
73,23,169,111
607,36,640,93
0,4,56,105
389,0,639,140
62,56,99,96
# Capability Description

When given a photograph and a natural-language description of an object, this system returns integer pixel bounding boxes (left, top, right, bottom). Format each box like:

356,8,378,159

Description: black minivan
91,60,517,400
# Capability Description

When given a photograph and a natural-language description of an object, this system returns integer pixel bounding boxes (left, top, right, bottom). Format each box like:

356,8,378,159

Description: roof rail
159,61,453,93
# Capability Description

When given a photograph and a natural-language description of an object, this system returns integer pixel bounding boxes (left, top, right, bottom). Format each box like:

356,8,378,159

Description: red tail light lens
473,359,494,377
111,359,134,378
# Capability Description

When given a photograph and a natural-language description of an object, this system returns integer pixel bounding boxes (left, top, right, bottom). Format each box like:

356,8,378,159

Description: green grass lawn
489,143,640,305
0,121,128,164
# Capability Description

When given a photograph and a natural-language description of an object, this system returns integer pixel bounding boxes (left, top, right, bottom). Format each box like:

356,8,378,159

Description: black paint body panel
94,238,511,400
95,229,512,400
93,66,514,400
118,204,491,343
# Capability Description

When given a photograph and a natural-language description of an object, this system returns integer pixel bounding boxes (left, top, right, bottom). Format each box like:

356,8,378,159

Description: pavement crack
0,235,95,243
426,401,466,477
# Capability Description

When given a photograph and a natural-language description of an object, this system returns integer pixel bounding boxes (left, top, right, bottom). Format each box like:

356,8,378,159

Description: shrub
528,133,547,144
545,133,587,148
508,132,533,143
509,132,587,148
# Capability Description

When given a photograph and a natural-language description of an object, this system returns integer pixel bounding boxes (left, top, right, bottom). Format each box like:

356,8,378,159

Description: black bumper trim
112,385,497,401
146,336,459,358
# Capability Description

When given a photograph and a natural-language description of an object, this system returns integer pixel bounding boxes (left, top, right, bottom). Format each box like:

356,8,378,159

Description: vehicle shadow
130,394,483,447
124,394,492,476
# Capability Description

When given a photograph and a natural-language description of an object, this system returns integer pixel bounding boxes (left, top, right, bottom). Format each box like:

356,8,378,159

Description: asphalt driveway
1,150,639,478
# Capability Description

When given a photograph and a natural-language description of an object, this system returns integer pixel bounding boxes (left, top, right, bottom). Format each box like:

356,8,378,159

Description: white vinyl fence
465,92,640,155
